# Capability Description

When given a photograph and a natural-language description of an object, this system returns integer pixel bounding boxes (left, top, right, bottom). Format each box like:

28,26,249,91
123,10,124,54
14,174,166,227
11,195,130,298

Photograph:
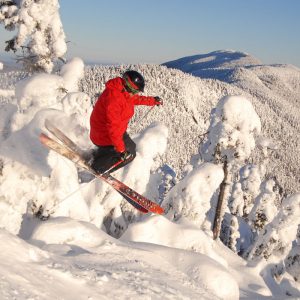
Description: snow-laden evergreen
0,0,66,72
285,225,300,282
163,162,224,228
249,193,300,261
201,95,261,163
248,179,280,232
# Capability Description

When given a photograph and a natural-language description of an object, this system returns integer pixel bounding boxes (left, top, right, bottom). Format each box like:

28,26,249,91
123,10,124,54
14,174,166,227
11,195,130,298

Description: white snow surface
0,53,299,299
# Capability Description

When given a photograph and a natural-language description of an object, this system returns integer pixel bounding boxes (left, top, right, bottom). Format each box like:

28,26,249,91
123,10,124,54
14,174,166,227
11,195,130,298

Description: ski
39,130,164,215
44,120,146,212
39,132,148,214
45,120,144,210
45,119,85,156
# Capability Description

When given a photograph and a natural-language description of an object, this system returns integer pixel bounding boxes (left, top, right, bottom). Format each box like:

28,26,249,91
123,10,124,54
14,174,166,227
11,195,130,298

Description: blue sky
1,0,300,66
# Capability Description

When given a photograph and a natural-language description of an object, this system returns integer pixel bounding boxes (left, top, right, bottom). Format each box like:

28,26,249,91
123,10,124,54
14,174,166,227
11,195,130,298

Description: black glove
154,96,163,106
119,150,132,161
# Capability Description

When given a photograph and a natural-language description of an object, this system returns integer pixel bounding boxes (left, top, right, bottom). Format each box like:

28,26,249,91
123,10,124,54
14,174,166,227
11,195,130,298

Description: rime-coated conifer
284,225,300,282
0,0,67,72
248,179,279,232
248,194,300,261
201,95,261,240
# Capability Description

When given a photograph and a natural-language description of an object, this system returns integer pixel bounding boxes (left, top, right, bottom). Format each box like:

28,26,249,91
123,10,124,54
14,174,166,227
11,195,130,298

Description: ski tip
152,205,165,215
39,132,48,142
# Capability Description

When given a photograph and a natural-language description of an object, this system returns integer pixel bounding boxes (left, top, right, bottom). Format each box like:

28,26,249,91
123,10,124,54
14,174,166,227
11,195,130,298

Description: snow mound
188,256,238,300
122,216,239,299
1,226,222,299
122,215,227,266
31,217,113,248
0,229,49,262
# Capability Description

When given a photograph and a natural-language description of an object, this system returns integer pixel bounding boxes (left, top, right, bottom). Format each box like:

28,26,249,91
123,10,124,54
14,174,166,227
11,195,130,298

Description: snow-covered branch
0,0,67,72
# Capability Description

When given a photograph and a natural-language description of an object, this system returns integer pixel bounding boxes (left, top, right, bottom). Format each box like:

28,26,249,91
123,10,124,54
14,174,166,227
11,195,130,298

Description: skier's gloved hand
154,96,163,106
119,150,132,161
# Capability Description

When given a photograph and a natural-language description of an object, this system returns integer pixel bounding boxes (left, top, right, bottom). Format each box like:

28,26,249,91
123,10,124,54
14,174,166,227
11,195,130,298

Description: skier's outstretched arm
132,95,163,106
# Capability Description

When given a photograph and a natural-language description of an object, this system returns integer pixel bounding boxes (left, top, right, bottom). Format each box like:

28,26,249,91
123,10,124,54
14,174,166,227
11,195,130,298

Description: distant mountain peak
162,50,262,74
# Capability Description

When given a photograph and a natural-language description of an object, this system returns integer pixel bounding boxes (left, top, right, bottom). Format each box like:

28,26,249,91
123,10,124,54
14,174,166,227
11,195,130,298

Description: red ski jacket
90,77,157,153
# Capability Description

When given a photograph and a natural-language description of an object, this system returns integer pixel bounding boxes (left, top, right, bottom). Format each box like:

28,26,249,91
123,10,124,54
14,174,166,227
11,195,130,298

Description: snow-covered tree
248,193,300,261
221,214,240,252
248,179,280,232
0,0,67,73
163,163,224,229
201,95,261,164
201,95,261,239
239,164,263,216
284,225,300,282
228,164,264,221
229,182,244,216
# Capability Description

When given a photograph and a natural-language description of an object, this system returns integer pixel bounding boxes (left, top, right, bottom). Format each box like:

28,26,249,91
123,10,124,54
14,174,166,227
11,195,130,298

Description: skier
89,70,163,174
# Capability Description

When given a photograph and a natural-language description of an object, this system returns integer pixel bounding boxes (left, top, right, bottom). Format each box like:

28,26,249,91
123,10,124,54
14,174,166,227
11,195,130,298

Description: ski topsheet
40,124,164,215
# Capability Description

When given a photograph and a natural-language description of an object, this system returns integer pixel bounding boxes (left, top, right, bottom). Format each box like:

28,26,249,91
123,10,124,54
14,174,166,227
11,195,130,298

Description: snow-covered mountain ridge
163,50,300,194
163,50,262,77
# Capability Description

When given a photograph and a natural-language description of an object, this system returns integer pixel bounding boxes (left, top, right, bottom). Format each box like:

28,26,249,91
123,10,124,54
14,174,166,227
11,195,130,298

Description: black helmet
123,70,145,93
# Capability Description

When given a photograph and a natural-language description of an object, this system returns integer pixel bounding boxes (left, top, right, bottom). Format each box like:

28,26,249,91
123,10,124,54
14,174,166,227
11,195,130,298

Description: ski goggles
124,77,140,94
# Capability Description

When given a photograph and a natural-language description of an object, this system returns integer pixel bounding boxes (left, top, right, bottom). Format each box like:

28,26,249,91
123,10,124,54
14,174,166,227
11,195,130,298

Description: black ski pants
91,132,136,174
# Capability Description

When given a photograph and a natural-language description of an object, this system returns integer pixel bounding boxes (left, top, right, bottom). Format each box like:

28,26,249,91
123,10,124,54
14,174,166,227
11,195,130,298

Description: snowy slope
1,215,273,300
0,56,300,299
0,223,220,300
163,50,300,194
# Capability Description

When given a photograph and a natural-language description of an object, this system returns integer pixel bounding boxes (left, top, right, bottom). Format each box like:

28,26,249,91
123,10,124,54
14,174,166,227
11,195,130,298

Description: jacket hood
105,77,125,91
